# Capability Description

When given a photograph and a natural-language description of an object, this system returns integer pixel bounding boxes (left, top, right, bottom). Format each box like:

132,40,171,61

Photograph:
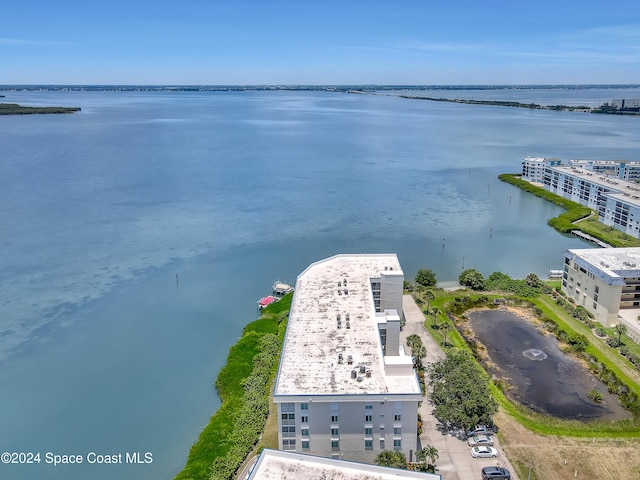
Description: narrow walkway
401,295,519,480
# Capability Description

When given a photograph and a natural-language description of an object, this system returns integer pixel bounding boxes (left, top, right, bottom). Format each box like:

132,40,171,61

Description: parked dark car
481,466,510,480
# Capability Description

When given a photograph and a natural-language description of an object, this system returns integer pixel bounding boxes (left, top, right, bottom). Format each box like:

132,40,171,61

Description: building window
331,415,339,423
301,428,309,437
282,426,296,437
301,403,309,410
365,427,373,435
283,439,296,451
331,428,339,437
281,413,295,425
393,427,401,435
593,302,598,309
365,440,373,450
595,285,599,293
365,415,373,422
331,440,340,451
301,440,310,450
281,403,295,413
380,439,385,449
394,414,401,421
365,404,373,410
393,439,401,450
301,415,309,424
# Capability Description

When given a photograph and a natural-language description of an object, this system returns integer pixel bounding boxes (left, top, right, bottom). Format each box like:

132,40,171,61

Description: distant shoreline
0,103,81,115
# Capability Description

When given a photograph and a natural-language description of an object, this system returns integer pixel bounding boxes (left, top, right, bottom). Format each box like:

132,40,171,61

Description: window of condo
365,440,373,450
331,415,339,423
301,415,309,424
331,440,340,451
364,427,373,435
283,439,296,451
281,413,295,426
301,441,310,450
394,414,401,421
393,439,401,450
365,404,373,410
331,428,339,437
393,427,401,435
365,415,373,422
301,428,309,437
300,403,309,410
281,403,295,412
282,426,296,437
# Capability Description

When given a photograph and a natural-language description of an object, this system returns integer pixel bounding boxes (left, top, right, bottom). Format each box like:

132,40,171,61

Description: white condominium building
540,165,640,239
562,248,640,337
521,156,561,183
273,254,422,463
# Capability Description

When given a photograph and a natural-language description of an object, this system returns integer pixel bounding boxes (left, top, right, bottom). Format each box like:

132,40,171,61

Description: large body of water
1,87,639,479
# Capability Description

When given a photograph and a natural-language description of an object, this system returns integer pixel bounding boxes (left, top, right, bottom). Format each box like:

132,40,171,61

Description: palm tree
440,320,453,347
614,323,627,345
431,306,441,329
424,290,435,313
416,445,439,472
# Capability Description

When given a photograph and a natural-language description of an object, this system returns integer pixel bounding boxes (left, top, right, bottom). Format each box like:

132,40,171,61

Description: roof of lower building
565,247,640,285
248,449,441,480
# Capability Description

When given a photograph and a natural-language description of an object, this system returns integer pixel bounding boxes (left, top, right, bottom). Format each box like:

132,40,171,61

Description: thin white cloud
390,39,483,52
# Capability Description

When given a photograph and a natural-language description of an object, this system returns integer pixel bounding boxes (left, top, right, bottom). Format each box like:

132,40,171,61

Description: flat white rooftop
274,254,420,397
566,247,640,285
249,449,440,480
549,165,640,207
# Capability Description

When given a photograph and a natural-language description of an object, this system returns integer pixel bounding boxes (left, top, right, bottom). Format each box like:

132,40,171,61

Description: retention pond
468,308,631,421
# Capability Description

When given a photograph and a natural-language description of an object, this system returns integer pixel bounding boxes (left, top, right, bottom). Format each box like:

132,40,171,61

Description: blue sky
2,0,640,85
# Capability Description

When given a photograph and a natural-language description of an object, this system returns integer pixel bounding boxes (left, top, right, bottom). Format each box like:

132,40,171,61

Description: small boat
272,281,294,296
258,295,278,309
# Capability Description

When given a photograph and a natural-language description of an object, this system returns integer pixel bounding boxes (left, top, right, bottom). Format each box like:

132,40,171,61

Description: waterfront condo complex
521,157,640,239
273,254,422,463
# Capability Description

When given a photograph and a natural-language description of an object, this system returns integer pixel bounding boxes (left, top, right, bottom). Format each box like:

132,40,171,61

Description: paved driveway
401,295,519,480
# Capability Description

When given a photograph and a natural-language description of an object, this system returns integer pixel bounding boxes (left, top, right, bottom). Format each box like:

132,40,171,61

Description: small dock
571,230,612,248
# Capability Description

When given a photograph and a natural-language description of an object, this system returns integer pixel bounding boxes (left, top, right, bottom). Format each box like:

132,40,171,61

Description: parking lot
402,295,519,480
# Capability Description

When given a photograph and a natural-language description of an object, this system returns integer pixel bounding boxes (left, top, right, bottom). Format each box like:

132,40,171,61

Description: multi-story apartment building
521,156,561,183
562,248,640,337
537,165,640,239
247,449,440,480
273,254,422,463
569,159,640,182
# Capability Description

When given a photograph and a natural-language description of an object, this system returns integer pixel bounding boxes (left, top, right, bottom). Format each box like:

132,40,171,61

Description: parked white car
471,446,498,458
467,434,494,447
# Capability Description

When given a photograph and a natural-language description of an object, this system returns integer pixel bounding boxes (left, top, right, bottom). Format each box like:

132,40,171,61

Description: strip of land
0,103,81,115
397,95,639,116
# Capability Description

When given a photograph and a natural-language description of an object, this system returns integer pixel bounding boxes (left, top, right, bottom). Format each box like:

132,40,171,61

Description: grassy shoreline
499,173,640,248
174,294,291,480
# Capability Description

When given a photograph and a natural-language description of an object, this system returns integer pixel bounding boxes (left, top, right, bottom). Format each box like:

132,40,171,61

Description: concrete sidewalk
401,295,519,480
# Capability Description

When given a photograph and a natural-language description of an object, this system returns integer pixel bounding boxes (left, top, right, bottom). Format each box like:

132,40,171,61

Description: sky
2,0,640,85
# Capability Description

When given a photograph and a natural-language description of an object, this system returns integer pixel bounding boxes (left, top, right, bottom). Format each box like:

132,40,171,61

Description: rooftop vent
357,376,364,382
366,369,372,378
347,355,353,365
338,281,342,287
359,365,366,374
338,353,344,364
351,370,357,379
346,321,350,329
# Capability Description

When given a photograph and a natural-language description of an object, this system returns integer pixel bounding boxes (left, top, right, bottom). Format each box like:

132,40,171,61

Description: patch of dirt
495,409,640,480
